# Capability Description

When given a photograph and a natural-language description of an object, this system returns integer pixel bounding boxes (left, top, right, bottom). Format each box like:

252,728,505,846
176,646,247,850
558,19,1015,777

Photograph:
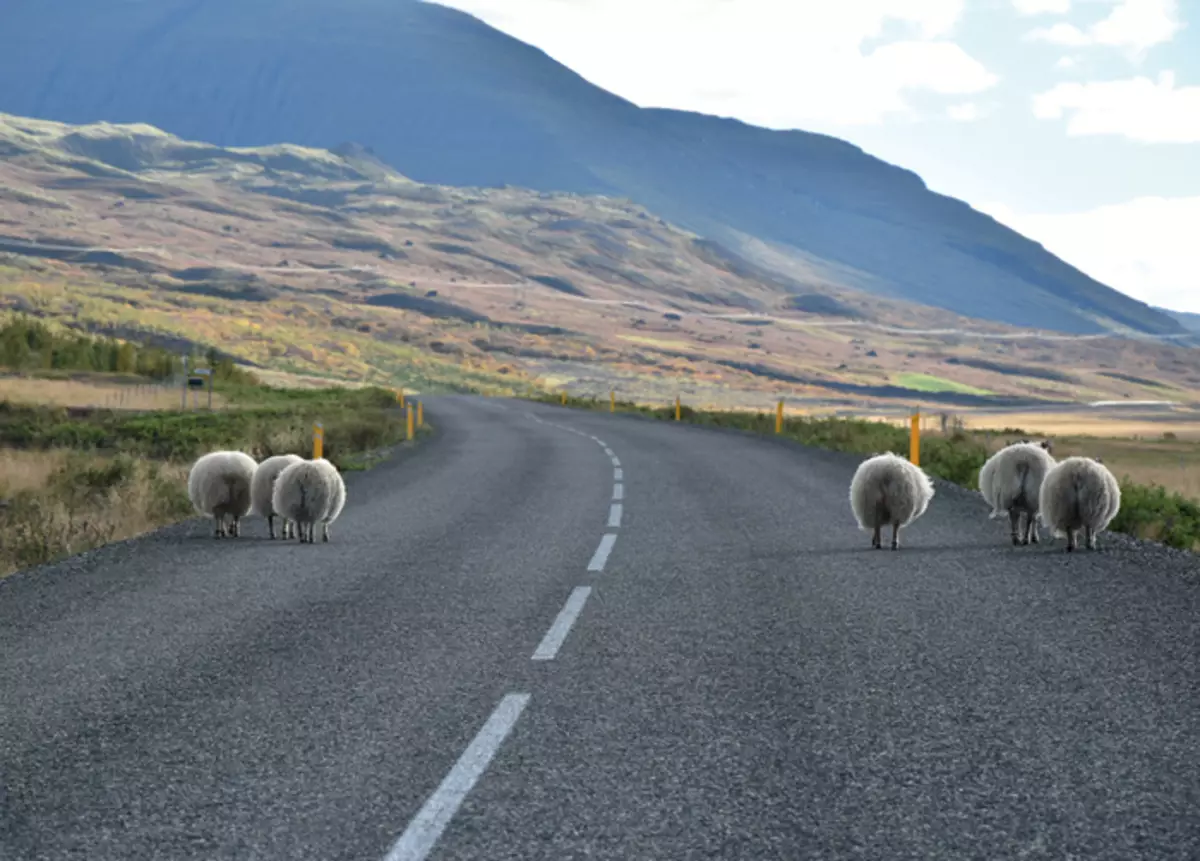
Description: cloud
1055,56,1078,69
1033,72,1200,142
946,102,985,121
1025,0,1183,55
1012,0,1072,15
979,197,1200,313
434,0,998,129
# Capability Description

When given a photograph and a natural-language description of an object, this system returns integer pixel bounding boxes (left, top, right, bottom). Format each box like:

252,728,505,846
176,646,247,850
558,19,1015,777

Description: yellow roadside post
610,390,615,412
398,389,405,408
417,401,424,428
910,410,921,466
675,395,681,421
776,400,784,434
561,391,567,406
406,404,414,441
313,421,324,459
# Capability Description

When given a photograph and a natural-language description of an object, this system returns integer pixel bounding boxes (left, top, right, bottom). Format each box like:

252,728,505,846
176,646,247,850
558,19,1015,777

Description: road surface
2,395,1199,860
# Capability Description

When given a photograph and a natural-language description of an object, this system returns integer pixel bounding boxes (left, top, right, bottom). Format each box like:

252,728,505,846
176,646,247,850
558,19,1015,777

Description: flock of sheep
186,451,347,542
849,440,1122,551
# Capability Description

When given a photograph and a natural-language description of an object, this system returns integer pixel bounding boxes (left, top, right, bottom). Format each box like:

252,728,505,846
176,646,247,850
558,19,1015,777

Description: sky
436,0,1200,314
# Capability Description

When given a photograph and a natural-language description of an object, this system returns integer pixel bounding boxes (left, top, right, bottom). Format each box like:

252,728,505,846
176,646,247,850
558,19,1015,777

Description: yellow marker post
313,421,324,460
675,395,681,421
776,400,784,434
398,389,406,408
909,410,921,466
610,391,615,412
417,400,424,428
561,391,567,406
406,404,414,441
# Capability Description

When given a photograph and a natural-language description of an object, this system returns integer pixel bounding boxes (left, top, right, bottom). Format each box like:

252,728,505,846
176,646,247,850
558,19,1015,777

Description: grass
0,375,432,577
0,374,227,410
534,391,1200,553
894,372,992,396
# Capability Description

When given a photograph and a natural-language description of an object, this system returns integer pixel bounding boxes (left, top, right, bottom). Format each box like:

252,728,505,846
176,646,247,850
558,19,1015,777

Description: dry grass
0,375,229,410
0,448,192,577
963,411,1200,441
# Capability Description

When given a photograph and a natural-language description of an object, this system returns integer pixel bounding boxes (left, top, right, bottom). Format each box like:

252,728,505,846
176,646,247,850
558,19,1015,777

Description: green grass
894,372,992,396
534,392,1200,552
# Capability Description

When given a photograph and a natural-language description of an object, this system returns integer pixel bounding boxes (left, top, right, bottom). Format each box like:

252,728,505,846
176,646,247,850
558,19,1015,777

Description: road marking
608,503,623,528
587,533,618,572
531,587,593,661
603,447,614,456
383,693,530,861
613,483,624,501
614,468,623,481
611,456,620,467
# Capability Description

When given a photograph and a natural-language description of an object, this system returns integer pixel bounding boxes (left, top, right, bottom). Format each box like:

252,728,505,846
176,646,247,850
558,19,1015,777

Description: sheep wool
311,458,346,543
272,459,336,544
250,453,304,539
849,452,935,550
187,450,258,538
1038,456,1121,552
979,441,1056,546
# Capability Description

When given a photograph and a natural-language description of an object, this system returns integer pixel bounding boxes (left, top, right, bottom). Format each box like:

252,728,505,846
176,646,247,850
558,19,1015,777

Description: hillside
0,0,1183,339
3,112,1200,413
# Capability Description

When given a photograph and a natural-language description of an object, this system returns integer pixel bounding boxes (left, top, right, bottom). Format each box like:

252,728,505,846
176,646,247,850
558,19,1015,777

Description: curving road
2,395,1199,860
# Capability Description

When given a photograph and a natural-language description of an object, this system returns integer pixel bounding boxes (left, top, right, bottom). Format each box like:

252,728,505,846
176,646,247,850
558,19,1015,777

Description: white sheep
187,450,258,538
1038,456,1121,552
849,452,935,550
978,440,1055,546
272,459,336,544
311,457,346,543
250,453,304,539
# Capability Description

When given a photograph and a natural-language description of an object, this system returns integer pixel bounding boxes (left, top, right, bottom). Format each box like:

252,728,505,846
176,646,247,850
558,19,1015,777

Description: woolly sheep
250,453,304,539
979,440,1056,546
849,452,935,550
1038,456,1121,552
311,458,346,543
187,450,258,538
272,459,336,544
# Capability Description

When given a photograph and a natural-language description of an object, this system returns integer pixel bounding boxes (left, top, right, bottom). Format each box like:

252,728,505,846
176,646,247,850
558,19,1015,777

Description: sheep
250,453,304,539
978,440,1056,546
187,450,258,538
272,459,336,544
1038,456,1121,552
311,457,346,543
849,452,935,550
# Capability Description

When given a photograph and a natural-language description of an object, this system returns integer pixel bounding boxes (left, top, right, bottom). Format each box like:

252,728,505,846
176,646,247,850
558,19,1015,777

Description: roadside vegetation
0,315,426,577
535,392,1200,552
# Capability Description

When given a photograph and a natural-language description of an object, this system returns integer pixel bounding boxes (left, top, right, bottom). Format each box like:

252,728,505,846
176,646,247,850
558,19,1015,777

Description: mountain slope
0,0,1183,338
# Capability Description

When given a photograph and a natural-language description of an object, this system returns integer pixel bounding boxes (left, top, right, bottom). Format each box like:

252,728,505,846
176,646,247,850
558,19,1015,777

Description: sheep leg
1085,525,1096,550
322,522,330,543
1028,515,1040,544
268,514,276,540
1066,528,1077,552
231,516,240,538
871,524,881,549
214,515,224,539
1009,510,1022,546
890,522,900,550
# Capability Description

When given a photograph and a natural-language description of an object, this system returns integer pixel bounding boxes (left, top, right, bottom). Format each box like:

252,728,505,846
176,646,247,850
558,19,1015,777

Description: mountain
1158,308,1200,334
0,0,1184,338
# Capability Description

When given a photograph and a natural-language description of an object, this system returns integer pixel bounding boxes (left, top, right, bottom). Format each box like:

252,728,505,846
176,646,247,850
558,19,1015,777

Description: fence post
776,399,784,434
313,421,324,460
909,410,921,466
406,404,414,441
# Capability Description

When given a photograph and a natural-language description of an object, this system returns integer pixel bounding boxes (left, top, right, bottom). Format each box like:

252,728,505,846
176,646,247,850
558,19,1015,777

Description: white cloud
1012,0,1072,15
434,0,997,129
1033,72,1200,142
1025,0,1183,55
947,102,985,121
979,197,1200,313
1055,56,1078,68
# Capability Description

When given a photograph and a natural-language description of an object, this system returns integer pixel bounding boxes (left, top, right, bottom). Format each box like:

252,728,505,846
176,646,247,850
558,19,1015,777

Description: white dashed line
383,693,530,861
603,447,614,456
608,503,623,528
531,587,593,661
612,483,624,501
611,456,620,467
614,468,623,482
587,534,618,572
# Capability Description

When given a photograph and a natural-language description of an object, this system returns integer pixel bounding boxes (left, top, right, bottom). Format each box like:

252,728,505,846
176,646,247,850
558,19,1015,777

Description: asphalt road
2,395,1199,860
